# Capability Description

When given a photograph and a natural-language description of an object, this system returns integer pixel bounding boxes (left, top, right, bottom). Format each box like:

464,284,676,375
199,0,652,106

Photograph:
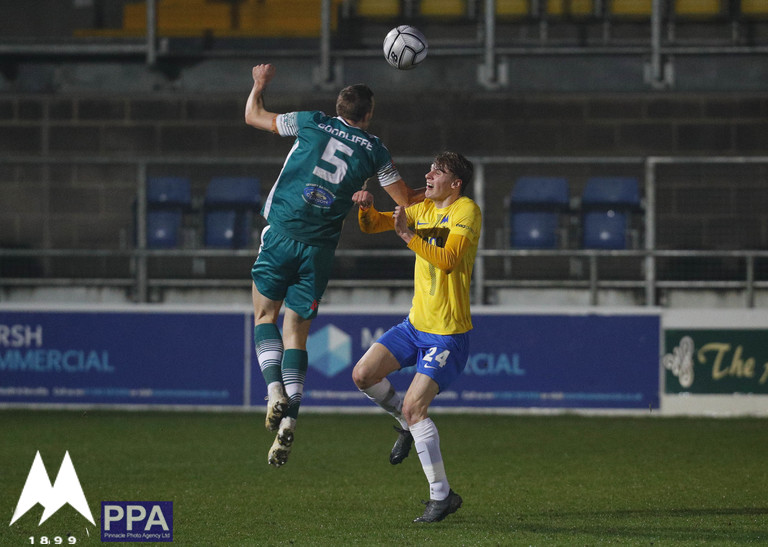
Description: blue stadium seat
580,176,641,249
204,210,239,248
203,177,260,248
147,177,191,208
581,176,639,207
512,212,562,248
142,177,192,249
508,176,570,249
582,210,629,249
147,210,184,248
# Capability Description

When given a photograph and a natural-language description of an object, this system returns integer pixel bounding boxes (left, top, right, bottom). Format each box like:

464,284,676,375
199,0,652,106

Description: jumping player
245,63,423,467
351,151,481,522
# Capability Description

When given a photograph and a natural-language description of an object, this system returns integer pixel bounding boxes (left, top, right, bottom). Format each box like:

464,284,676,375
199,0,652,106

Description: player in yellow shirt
351,151,481,523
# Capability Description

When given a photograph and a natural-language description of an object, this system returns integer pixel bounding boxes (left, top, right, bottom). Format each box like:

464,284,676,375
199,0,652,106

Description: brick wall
2,91,768,256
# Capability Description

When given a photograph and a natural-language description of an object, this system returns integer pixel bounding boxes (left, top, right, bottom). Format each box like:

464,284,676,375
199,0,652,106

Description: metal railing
3,154,768,307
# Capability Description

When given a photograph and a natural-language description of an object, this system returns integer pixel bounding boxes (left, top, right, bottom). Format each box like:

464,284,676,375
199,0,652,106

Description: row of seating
508,176,641,249
115,0,346,38
351,0,768,20
80,0,768,40
144,176,261,249
144,175,640,250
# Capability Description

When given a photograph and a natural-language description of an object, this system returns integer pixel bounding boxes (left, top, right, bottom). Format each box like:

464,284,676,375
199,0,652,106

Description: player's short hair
434,151,474,195
336,84,374,123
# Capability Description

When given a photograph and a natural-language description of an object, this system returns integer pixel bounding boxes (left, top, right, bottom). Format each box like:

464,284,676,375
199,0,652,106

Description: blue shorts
377,318,469,392
251,227,335,320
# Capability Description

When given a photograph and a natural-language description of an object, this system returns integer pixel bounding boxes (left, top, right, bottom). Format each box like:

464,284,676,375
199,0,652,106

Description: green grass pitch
1,410,766,546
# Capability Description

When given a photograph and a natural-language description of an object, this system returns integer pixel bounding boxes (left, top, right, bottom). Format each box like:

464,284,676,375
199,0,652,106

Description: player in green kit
245,63,424,467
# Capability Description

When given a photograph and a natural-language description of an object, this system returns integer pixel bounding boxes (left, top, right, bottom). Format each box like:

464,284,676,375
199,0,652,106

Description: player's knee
402,402,428,426
351,361,372,389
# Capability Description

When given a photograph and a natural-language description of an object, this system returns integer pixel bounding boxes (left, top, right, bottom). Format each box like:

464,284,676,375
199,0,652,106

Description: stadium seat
123,0,232,35
610,0,653,18
508,176,570,248
144,177,192,249
147,210,184,248
582,210,630,249
354,0,401,18
741,0,768,17
147,176,191,209
512,212,563,249
674,0,723,18
496,0,530,18
204,210,239,248
420,0,467,18
203,177,261,248
547,0,595,18
238,0,344,37
580,176,641,249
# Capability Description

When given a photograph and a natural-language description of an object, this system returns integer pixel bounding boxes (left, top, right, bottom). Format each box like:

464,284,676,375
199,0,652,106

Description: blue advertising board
0,309,246,406
253,310,661,410
2,307,659,410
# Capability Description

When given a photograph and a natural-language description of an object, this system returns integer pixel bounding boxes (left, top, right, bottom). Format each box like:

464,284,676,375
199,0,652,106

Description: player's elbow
245,112,261,128
438,254,460,273
244,113,258,128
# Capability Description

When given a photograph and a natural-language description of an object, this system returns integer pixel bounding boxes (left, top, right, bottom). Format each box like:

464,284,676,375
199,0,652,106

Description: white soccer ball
383,25,428,70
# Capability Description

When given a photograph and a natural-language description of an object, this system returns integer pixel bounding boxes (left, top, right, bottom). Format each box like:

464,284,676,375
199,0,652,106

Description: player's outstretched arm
356,193,395,234
383,179,426,207
245,64,280,132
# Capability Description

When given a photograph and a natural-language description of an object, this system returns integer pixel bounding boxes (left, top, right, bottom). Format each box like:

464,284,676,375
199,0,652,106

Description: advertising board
288,310,660,410
0,309,246,407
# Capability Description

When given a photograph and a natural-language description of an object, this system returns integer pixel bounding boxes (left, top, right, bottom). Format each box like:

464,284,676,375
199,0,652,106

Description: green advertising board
663,329,768,394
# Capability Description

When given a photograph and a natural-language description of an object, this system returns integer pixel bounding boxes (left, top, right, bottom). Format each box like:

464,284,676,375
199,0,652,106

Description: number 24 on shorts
423,347,450,369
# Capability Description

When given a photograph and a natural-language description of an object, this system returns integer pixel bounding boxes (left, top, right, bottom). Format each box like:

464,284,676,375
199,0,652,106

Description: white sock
362,379,408,430
410,418,449,501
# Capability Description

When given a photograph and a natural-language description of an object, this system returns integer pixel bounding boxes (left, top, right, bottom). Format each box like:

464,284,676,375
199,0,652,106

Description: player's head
433,151,473,195
336,84,374,126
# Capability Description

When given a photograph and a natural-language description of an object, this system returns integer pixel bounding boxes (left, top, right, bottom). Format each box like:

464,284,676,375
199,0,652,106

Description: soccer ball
383,25,428,70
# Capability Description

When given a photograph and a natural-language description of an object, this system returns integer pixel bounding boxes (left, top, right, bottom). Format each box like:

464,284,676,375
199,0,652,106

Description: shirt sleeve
275,111,300,137
450,202,482,244
358,206,395,234
407,232,471,274
377,160,402,188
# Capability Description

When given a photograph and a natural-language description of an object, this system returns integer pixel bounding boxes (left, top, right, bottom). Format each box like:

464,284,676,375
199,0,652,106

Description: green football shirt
262,110,401,247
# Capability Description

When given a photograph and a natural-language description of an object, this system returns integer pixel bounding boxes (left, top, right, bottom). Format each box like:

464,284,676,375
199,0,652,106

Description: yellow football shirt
405,196,481,335
358,196,482,335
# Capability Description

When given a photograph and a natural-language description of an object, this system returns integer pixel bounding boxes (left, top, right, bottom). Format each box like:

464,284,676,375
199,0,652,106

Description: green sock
282,349,308,419
253,324,283,387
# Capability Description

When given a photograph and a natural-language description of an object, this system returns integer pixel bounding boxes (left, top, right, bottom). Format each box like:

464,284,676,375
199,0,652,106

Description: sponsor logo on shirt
302,185,335,208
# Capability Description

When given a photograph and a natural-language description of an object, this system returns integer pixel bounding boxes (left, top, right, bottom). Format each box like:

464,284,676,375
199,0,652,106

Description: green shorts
251,227,335,320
